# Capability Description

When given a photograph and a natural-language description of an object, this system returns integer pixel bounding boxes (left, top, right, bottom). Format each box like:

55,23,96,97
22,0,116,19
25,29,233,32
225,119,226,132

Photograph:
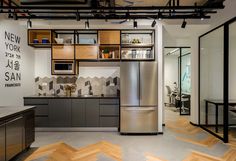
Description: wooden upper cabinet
98,30,120,45
52,45,74,60
76,45,98,60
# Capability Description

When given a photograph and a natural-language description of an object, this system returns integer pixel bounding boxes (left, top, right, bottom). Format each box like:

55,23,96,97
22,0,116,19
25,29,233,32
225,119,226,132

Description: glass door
164,47,191,116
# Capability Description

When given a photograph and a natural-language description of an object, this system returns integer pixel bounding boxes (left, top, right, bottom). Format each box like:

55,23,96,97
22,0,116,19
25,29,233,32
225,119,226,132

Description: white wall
0,20,35,106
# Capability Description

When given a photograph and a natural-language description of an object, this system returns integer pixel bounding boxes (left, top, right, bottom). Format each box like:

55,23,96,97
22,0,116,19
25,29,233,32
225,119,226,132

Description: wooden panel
99,30,120,44
52,45,74,60
76,45,98,60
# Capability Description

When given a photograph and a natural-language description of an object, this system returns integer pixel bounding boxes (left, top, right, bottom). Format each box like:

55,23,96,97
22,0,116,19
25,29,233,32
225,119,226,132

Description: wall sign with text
3,31,22,87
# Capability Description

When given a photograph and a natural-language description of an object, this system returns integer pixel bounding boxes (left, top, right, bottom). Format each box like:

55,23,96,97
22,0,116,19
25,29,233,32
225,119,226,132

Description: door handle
6,116,23,124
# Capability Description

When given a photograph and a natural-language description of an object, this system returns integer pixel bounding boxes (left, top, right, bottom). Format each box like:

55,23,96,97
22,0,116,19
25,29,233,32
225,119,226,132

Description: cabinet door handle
6,116,23,124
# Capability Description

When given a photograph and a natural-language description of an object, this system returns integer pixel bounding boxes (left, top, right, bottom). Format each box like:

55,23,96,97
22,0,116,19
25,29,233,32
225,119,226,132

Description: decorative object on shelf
54,38,64,44
64,38,73,44
102,48,110,58
64,84,77,96
33,39,39,44
131,38,141,44
42,38,49,44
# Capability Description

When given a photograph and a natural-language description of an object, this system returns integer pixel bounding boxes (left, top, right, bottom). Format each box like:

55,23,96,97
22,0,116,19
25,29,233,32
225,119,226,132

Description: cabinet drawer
76,45,98,60
35,117,49,127
99,31,120,44
35,105,48,116
100,117,118,127
99,99,119,105
52,45,74,59
24,99,48,105
100,105,119,116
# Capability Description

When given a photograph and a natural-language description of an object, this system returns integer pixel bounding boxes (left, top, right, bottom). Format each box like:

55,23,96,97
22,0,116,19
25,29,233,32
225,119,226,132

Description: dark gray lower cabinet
24,99,49,127
100,117,119,127
0,122,5,161
71,99,86,127
24,111,35,148
86,99,100,127
49,99,72,127
24,98,119,128
6,116,24,161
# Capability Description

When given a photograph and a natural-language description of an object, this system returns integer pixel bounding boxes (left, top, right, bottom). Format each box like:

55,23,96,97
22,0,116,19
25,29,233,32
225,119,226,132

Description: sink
78,95,100,97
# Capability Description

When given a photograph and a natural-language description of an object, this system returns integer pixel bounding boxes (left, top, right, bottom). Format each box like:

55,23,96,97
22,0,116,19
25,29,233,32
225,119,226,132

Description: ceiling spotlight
200,10,205,21
158,12,162,20
133,20,137,29
126,12,130,22
76,11,80,21
85,19,89,29
27,19,32,29
13,12,18,20
151,20,156,27
181,19,187,28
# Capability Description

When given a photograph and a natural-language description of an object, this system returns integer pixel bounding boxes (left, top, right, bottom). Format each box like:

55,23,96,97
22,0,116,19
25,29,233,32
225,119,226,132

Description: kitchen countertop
24,95,120,99
0,106,35,121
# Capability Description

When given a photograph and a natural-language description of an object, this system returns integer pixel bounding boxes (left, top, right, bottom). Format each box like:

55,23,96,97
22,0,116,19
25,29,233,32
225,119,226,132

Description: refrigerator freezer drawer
120,107,158,133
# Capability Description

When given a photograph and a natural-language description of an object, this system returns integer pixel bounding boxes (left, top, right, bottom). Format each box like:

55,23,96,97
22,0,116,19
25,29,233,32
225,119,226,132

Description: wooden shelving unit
28,29,155,75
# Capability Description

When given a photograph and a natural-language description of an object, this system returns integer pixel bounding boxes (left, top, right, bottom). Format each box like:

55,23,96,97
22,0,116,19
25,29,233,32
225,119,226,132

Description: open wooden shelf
28,29,51,48
99,45,120,60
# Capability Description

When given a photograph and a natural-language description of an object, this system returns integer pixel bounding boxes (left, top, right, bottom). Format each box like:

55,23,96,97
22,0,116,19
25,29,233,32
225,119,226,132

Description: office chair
165,86,172,106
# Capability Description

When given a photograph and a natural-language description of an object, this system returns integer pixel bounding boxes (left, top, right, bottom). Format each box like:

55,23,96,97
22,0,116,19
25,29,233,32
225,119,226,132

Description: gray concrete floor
17,108,230,161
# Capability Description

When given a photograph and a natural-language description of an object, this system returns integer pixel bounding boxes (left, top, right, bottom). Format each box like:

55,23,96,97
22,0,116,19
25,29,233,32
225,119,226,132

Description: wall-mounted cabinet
76,45,98,60
52,45,74,60
121,30,155,60
98,30,120,45
28,29,155,75
28,29,51,48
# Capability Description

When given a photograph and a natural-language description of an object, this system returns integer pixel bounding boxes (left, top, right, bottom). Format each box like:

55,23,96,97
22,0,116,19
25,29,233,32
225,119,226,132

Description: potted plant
102,48,110,59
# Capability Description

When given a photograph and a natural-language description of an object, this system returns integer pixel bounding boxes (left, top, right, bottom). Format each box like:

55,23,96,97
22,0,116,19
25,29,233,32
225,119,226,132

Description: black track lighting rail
15,15,211,20
0,5,224,10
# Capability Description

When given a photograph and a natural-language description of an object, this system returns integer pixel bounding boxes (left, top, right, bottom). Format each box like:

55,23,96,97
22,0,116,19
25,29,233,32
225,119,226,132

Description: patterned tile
35,76,120,96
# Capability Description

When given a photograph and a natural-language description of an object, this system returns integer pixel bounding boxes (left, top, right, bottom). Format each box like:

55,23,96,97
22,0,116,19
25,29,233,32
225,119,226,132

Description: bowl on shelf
54,38,64,44
33,39,39,44
42,38,49,44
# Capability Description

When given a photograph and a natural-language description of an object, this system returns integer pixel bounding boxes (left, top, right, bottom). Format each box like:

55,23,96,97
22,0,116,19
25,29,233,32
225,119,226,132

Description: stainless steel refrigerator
120,62,158,134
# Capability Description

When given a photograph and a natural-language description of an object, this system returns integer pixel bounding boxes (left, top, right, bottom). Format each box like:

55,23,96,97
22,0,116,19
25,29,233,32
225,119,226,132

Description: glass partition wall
164,47,191,116
199,17,236,142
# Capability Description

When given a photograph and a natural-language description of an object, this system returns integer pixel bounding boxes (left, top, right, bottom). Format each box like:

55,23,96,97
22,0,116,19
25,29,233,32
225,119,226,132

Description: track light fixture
85,19,89,29
181,19,187,28
126,12,130,22
158,12,162,20
13,12,18,20
76,11,80,21
151,20,156,27
133,19,137,29
27,19,32,29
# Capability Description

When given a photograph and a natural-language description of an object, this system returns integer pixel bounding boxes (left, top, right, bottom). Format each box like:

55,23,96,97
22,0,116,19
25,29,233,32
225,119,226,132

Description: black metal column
223,24,229,143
